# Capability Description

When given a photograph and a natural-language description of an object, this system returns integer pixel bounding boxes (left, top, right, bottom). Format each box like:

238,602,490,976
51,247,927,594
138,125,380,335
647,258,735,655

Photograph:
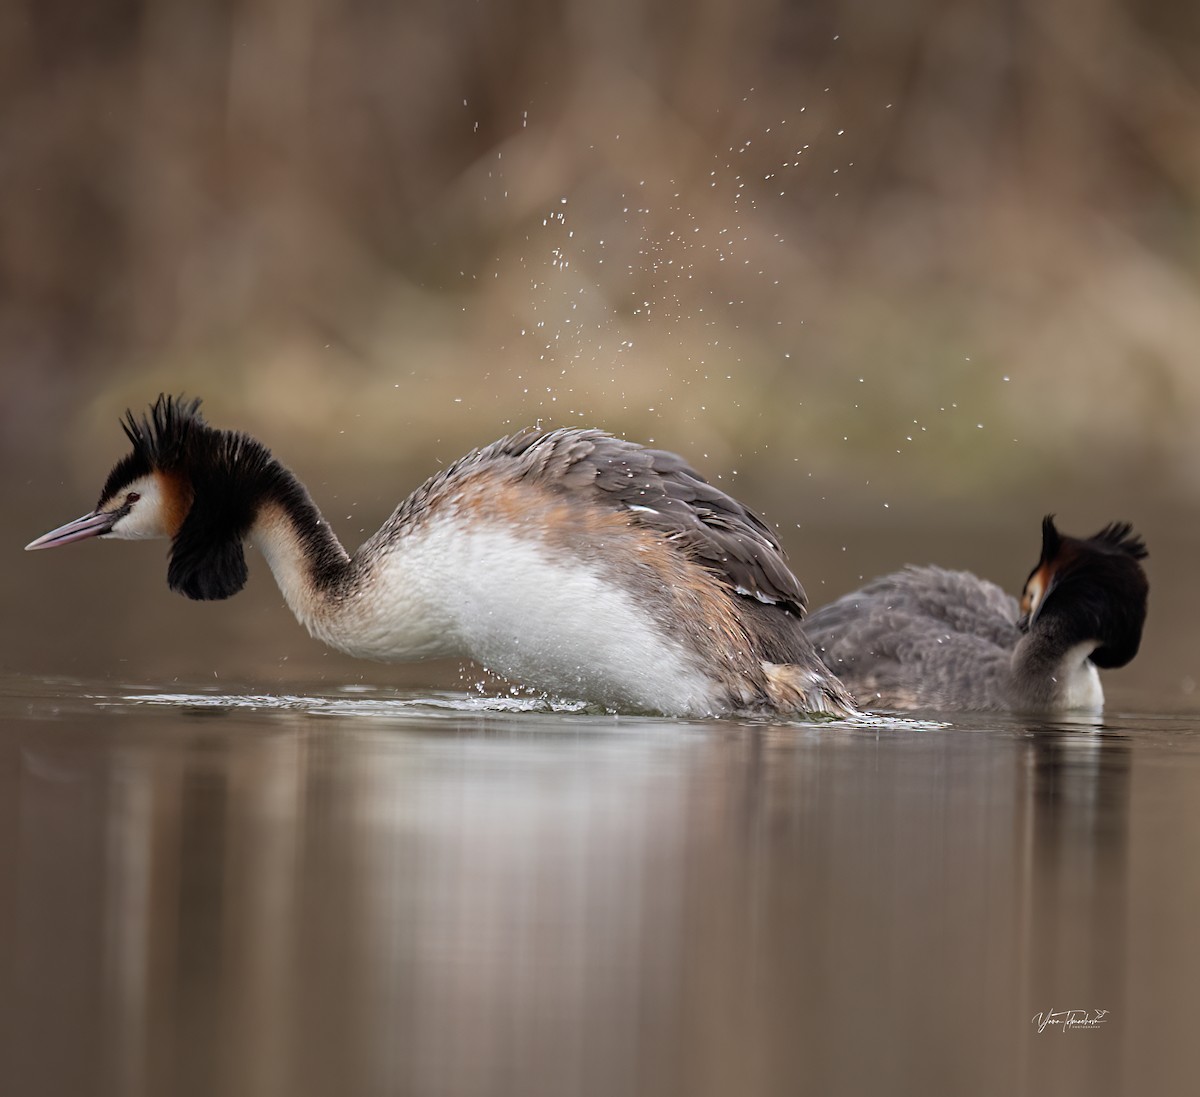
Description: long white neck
249,500,351,640
248,500,459,662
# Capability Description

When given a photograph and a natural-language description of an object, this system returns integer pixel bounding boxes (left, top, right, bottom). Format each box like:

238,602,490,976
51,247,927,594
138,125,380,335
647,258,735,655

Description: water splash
106,687,592,720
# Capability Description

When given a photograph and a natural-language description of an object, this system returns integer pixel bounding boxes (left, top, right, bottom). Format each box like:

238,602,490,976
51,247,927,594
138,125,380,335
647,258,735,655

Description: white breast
320,519,724,716
1057,641,1105,711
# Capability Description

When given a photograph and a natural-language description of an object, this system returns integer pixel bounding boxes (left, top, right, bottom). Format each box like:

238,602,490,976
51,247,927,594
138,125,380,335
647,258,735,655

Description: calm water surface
1,675,1197,1097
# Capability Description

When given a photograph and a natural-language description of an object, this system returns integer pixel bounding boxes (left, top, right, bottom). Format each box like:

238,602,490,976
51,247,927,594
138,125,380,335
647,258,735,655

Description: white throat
1056,641,1104,711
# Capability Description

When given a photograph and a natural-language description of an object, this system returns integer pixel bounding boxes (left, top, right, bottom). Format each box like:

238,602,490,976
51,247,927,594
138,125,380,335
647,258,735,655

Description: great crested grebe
804,516,1149,713
26,395,856,718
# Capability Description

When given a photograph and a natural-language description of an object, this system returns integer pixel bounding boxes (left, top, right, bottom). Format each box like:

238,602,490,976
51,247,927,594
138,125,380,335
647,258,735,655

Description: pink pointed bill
25,510,118,551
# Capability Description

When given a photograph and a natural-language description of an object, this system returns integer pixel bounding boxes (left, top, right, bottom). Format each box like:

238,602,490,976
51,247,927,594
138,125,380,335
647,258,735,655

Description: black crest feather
1088,521,1148,561
1039,514,1061,562
165,430,275,601
167,535,249,600
97,394,206,507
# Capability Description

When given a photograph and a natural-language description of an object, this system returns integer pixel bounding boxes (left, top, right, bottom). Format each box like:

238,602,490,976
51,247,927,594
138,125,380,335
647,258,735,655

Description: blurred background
4,9,1200,1096
4,0,1199,698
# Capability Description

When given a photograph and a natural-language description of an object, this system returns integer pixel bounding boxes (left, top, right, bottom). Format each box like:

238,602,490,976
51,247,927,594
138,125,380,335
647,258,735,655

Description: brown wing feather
377,428,806,614
491,428,808,614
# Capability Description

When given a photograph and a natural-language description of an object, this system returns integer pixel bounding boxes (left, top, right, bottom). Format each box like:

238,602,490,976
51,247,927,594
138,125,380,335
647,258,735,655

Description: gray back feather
386,428,807,614
804,566,1021,709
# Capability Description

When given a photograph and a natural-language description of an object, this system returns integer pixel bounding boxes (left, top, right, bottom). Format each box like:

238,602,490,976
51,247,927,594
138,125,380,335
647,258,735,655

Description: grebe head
25,395,262,600
1018,514,1149,668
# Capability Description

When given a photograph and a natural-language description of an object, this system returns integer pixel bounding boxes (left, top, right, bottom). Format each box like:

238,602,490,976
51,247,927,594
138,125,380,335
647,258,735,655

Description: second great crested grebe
804,516,1149,713
26,395,856,718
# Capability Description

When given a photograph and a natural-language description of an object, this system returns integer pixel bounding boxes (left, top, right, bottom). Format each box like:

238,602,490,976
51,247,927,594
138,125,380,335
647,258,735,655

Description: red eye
126,492,141,504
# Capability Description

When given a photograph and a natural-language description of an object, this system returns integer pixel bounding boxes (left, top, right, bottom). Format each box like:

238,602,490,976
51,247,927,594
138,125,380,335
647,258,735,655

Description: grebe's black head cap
97,394,206,508
1034,515,1149,669
106,394,256,601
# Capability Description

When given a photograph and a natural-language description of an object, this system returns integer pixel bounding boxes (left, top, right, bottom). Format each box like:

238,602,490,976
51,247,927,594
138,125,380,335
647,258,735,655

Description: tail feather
761,662,859,718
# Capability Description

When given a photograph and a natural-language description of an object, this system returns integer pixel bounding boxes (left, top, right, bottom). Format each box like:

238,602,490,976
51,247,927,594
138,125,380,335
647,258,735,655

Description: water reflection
0,681,1195,1097
1018,728,1130,1095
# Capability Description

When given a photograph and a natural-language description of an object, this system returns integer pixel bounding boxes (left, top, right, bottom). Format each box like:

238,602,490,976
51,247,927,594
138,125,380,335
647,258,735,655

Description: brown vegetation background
5,0,1200,696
